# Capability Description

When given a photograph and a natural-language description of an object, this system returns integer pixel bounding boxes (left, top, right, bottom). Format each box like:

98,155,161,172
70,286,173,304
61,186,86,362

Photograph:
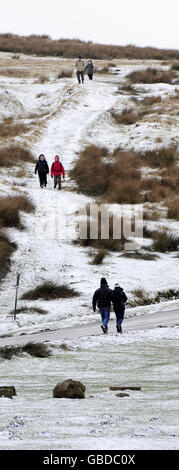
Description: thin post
14,273,20,321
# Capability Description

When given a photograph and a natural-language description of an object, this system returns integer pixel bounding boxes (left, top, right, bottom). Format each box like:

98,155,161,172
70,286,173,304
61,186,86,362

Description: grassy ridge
0,34,179,60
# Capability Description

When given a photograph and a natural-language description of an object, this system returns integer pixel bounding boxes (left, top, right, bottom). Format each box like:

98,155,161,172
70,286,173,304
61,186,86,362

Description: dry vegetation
0,342,51,359
127,67,177,84
130,287,179,307
110,108,147,125
21,282,80,300
0,117,29,138
0,195,35,230
0,145,35,167
0,233,16,282
0,195,35,281
70,144,179,205
1,34,179,60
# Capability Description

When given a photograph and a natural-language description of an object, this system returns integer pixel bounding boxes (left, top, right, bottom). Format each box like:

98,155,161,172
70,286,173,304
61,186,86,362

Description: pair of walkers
92,278,127,334
35,154,65,189
75,56,94,83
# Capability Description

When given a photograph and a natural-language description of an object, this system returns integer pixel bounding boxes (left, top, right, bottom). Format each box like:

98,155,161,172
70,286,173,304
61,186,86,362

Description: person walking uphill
75,56,85,84
51,155,65,190
92,278,112,334
35,154,49,188
84,60,94,80
111,283,127,333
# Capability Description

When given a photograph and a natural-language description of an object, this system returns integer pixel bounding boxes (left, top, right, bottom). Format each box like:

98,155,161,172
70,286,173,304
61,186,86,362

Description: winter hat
115,283,120,287
100,277,108,286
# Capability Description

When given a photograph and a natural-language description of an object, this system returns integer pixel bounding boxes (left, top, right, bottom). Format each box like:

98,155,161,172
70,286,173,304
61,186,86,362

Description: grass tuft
21,282,80,300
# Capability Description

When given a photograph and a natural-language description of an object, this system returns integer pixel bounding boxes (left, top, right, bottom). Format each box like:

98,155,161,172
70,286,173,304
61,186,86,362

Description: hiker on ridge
75,56,85,84
111,283,127,333
51,155,65,190
92,277,112,334
35,154,49,188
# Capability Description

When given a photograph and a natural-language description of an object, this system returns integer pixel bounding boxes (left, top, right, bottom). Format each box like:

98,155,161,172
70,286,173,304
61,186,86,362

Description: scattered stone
116,393,129,398
0,386,17,399
110,386,141,391
53,379,85,399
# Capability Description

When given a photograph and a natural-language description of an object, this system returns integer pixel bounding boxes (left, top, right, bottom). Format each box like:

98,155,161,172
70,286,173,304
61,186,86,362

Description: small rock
53,379,85,399
0,386,17,399
116,393,129,398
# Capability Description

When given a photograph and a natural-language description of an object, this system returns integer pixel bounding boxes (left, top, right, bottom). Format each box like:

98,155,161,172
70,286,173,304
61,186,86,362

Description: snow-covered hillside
0,53,179,451
0,53,179,337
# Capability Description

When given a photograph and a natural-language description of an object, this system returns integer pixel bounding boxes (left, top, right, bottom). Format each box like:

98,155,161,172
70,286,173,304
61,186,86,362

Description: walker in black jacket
92,277,112,333
35,154,49,188
111,283,127,333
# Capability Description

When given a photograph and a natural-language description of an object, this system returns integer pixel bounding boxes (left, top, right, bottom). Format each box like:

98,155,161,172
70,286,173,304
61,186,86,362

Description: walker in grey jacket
84,60,94,80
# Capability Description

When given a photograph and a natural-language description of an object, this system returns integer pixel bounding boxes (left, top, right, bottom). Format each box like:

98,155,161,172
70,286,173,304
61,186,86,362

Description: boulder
0,386,17,399
53,379,85,399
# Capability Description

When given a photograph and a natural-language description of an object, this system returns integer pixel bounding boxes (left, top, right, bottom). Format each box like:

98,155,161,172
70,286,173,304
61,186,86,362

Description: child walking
51,155,65,190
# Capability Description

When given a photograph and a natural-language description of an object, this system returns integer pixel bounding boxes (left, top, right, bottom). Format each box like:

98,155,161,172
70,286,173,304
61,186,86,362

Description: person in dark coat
92,277,112,333
111,283,127,333
84,60,94,80
35,154,49,188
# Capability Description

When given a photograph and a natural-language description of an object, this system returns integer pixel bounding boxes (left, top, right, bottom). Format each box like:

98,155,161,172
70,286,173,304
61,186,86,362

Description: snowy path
0,307,178,347
0,71,179,339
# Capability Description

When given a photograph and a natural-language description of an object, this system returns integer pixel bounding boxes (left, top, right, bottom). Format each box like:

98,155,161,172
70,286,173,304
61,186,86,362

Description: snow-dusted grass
0,327,178,450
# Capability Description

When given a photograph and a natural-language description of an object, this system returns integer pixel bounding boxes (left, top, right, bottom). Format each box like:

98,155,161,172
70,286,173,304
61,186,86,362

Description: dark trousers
88,74,93,80
77,71,84,83
114,309,125,329
38,172,47,187
54,175,61,189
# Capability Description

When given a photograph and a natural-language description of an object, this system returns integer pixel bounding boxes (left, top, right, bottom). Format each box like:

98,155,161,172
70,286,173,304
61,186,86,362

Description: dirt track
0,307,178,348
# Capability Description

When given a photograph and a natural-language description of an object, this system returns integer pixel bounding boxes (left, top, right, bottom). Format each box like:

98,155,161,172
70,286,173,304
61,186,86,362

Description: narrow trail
0,308,178,347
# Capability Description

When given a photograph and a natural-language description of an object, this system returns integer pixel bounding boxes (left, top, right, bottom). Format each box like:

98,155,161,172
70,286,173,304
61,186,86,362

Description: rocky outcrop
53,379,85,399
0,386,17,399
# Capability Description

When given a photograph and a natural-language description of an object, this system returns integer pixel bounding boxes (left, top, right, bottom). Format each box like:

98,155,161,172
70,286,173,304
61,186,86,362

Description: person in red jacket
51,155,65,190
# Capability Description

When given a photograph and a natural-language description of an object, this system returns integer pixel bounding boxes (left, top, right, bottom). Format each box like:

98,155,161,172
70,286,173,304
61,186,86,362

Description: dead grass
58,69,73,78
0,117,29,138
171,62,179,71
152,230,179,252
110,108,146,125
127,67,176,84
0,233,16,282
130,287,179,307
167,198,179,220
0,342,51,359
70,145,142,204
89,249,108,264
9,306,48,315
121,251,159,260
70,144,178,205
0,145,35,167
21,282,80,300
139,146,176,168
0,196,35,230
141,96,162,106
0,34,179,60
